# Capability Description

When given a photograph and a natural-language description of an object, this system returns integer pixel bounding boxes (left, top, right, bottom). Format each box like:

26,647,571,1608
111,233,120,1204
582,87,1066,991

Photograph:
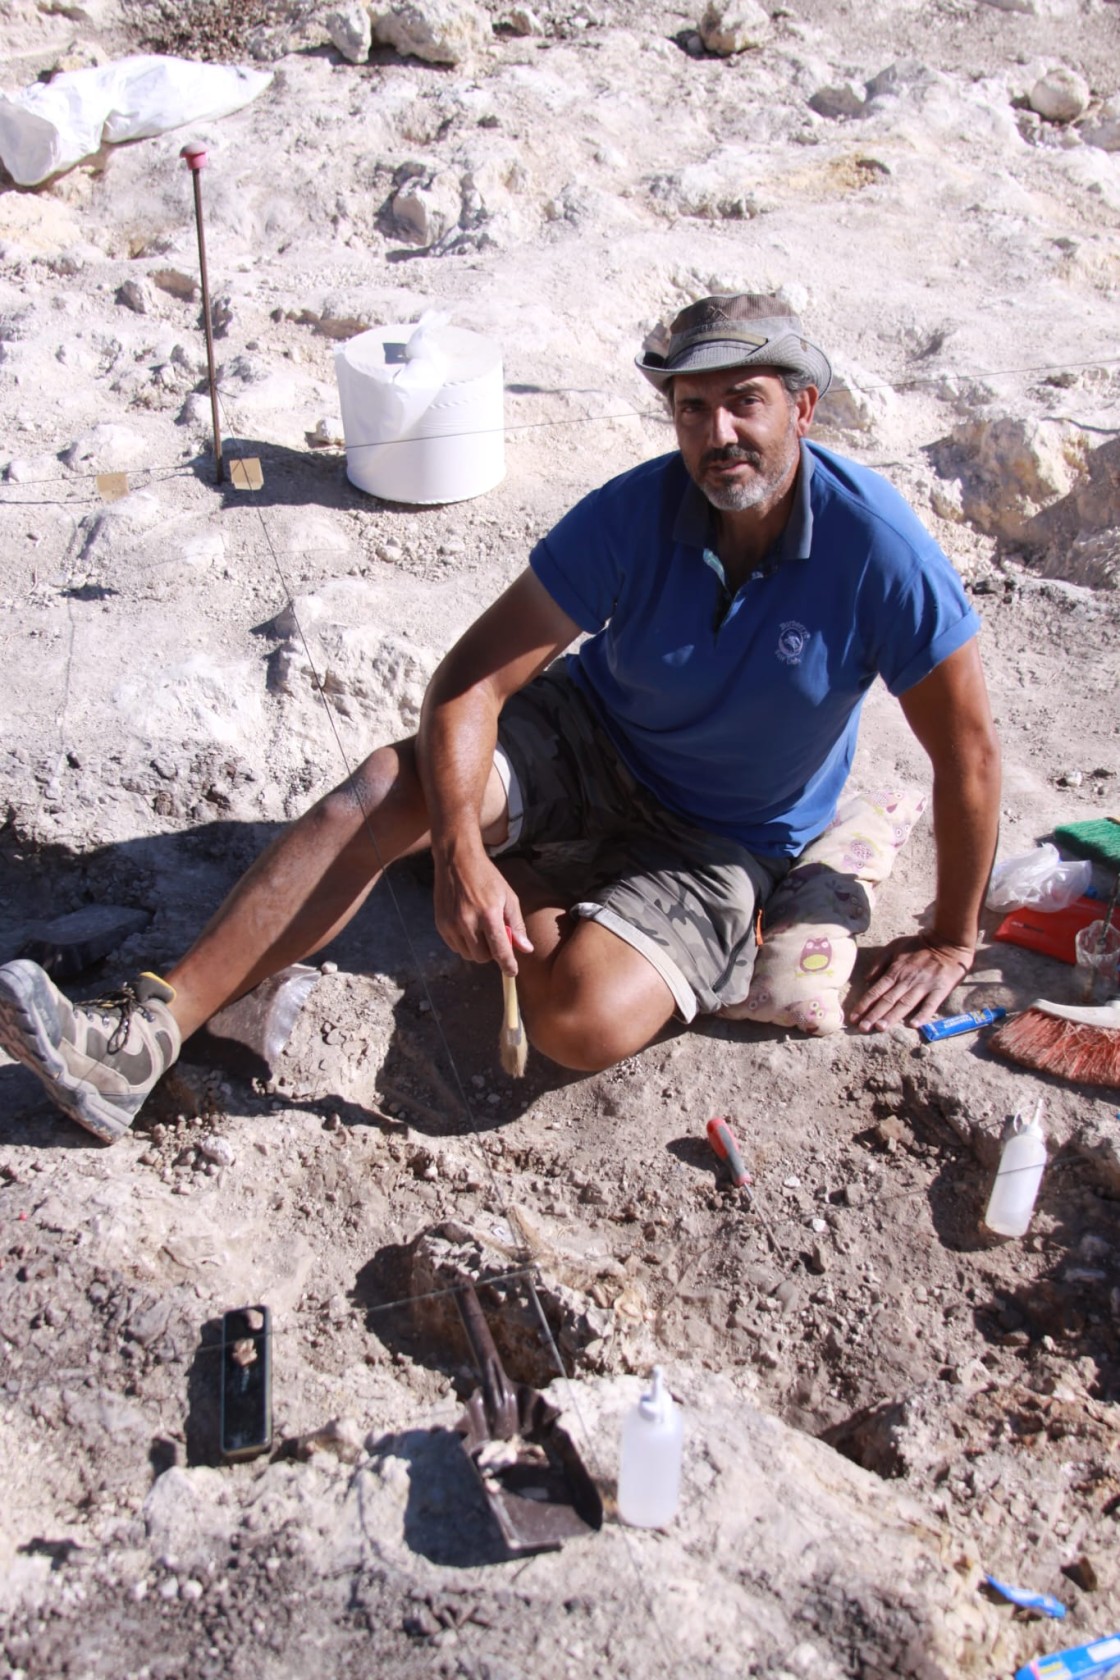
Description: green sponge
1054,816,1120,869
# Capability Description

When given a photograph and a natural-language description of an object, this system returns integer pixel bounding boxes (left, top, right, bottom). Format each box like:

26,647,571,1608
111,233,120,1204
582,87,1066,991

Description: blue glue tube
919,1006,1007,1043
1014,1631,1120,1680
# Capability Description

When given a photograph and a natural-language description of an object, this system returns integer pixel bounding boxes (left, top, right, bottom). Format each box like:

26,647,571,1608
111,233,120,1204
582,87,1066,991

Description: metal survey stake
180,141,224,484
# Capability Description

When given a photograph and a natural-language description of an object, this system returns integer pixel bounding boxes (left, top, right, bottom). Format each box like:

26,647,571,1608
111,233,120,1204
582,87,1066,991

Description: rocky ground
1,0,1120,1675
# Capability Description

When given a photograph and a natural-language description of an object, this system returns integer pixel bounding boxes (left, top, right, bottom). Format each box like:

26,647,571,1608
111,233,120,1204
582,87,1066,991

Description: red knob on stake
180,141,208,171
706,1117,751,1189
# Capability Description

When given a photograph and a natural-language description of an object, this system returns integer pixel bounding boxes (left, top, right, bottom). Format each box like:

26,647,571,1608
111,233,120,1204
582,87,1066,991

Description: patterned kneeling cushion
719,786,928,1036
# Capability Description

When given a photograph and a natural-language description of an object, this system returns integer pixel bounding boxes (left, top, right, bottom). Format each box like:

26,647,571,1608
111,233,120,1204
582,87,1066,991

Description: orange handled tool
706,1117,751,1188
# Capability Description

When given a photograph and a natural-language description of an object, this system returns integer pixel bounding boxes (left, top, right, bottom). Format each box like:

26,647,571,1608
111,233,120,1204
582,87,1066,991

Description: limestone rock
64,422,149,471
391,165,463,246
311,413,346,445
1011,434,1120,579
77,487,165,566
503,4,541,35
216,353,301,418
930,415,1088,542
261,580,436,735
825,1383,972,1481
1080,95,1120,152
152,268,197,302
116,278,152,315
808,83,866,120
929,476,965,523
814,363,892,435
0,306,36,341
326,2,373,62
1029,66,1090,124
6,450,62,483
143,1467,231,1567
1043,528,1120,591
651,150,760,219
287,1417,365,1463
864,59,940,103
978,0,1079,10
1073,1114,1120,1191
19,904,151,980
371,0,491,65
697,0,770,57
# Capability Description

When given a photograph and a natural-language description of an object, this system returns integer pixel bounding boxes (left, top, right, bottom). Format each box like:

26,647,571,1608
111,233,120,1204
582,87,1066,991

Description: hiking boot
0,960,181,1144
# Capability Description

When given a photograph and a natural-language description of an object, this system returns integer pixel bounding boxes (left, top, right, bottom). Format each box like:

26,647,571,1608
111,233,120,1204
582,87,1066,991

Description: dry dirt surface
2,0,1120,1676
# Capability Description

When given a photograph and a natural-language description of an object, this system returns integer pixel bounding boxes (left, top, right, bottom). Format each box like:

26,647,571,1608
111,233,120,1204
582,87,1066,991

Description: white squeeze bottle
984,1099,1047,1237
617,1366,683,1528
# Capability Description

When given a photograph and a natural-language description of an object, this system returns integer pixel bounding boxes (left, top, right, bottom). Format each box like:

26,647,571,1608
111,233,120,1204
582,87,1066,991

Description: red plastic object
706,1117,751,1188
993,895,1102,965
180,142,207,170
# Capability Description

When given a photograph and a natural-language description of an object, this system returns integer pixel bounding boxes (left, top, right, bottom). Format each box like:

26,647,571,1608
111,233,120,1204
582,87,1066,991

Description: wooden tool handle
503,971,520,1031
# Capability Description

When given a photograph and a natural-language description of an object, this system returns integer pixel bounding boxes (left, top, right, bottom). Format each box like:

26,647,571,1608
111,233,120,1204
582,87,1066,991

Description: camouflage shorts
493,664,789,1020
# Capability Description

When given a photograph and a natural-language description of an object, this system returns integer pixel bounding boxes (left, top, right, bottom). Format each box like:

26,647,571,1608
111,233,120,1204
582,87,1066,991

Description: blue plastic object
986,1573,1066,1618
919,1006,1007,1043
1014,1631,1120,1679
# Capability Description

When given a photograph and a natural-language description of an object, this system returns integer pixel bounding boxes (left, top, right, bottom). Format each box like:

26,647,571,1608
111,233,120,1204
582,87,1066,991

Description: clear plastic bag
986,843,1093,913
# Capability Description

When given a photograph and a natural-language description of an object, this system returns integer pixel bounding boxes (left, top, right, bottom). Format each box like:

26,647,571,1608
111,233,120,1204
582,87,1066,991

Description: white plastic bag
986,843,1093,913
0,56,272,187
378,310,451,437
334,311,451,446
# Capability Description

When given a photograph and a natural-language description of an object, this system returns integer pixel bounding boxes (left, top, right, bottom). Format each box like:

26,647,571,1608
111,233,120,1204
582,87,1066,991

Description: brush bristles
990,1007,1120,1088
500,974,528,1078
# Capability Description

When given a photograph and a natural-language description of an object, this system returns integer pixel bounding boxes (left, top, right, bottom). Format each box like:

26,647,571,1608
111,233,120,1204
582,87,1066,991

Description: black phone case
219,1304,272,1461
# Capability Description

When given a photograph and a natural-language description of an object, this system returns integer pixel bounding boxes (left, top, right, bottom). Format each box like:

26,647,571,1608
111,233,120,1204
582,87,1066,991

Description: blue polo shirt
529,441,980,857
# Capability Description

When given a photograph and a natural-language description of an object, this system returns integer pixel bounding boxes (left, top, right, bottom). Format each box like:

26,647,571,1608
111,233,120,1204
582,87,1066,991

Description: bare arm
848,638,1001,1031
417,568,580,974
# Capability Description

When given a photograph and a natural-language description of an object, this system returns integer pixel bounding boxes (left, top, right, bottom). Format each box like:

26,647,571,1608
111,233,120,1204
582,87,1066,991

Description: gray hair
778,367,817,396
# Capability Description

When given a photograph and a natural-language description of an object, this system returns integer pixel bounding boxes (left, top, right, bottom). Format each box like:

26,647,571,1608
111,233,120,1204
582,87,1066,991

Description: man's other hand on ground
847,932,973,1033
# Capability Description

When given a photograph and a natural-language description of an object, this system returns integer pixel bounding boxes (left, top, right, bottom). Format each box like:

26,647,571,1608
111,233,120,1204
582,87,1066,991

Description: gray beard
695,434,800,513
701,473,777,512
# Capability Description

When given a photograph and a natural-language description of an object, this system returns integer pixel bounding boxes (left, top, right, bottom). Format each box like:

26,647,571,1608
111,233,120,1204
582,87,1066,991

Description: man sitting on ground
0,294,1001,1144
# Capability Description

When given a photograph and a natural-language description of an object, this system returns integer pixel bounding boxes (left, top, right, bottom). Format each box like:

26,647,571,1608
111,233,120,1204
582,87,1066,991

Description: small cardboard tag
229,457,264,491
96,472,130,502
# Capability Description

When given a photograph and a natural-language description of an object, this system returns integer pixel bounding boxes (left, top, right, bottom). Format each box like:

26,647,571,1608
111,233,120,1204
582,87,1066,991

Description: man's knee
520,924,676,1072
528,1004,636,1073
316,739,425,838
525,972,671,1072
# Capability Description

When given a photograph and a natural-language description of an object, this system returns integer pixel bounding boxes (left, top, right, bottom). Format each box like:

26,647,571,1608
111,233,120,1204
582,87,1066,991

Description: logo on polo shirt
776,620,810,665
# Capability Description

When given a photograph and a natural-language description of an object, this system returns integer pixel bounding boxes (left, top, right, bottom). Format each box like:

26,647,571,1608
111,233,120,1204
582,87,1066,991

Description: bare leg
500,863,676,1071
166,737,507,1039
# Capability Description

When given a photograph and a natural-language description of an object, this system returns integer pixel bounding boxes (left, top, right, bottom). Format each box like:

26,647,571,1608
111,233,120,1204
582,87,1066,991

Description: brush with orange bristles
989,997,1120,1088
499,925,527,1079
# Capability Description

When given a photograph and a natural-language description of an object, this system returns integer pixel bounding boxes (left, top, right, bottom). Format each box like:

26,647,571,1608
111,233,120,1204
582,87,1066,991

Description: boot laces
90,983,145,1056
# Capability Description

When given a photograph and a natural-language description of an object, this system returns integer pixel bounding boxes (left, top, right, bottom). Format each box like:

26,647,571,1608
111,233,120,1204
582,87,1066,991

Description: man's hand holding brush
430,846,530,1077
431,843,533,974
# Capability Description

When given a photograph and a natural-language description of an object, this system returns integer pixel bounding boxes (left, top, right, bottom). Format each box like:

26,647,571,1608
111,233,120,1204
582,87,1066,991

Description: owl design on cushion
841,835,877,873
799,935,832,975
795,997,827,1033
